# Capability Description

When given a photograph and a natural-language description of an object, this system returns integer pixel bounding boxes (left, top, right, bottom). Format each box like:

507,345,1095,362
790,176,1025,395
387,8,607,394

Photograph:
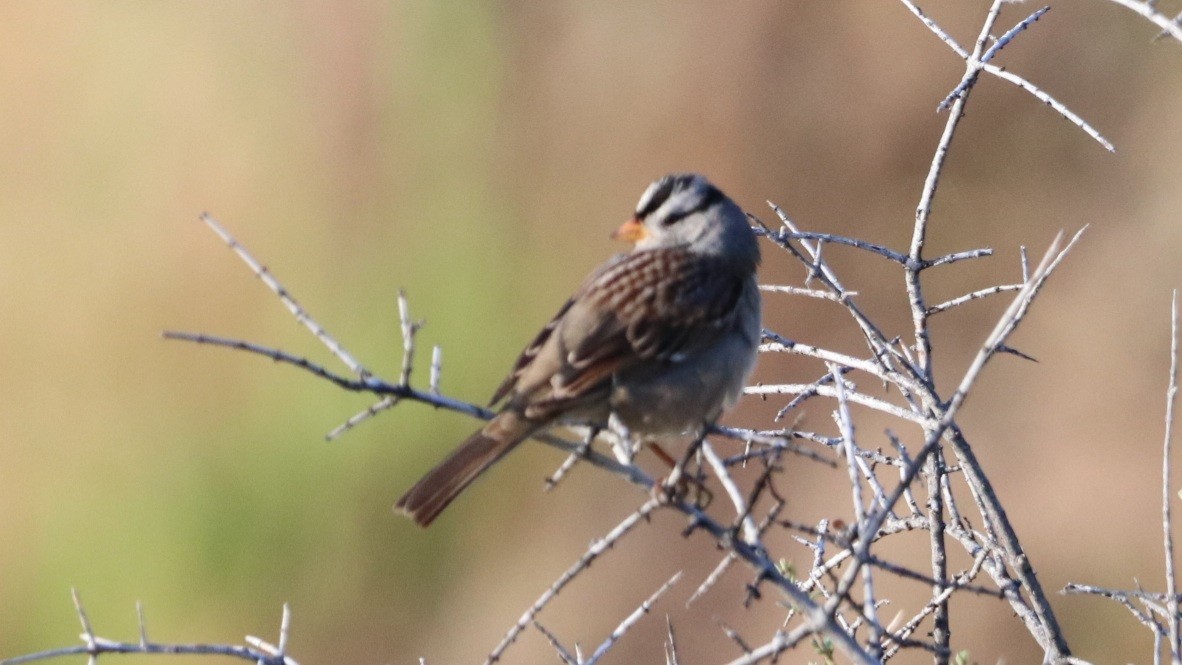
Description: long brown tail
395,411,538,527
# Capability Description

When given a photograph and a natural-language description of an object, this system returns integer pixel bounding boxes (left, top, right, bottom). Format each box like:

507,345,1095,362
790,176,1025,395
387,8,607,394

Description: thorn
997,344,1038,363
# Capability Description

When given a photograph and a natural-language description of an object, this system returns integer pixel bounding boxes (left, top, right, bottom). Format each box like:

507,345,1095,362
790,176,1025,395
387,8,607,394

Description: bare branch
397,289,419,386
1166,291,1180,661
830,363,883,659
982,64,1115,153
198,213,371,378
532,620,577,665
665,617,680,665
939,6,1052,110
485,500,660,665
897,0,969,58
1062,583,1161,633
585,572,682,665
746,383,932,426
755,228,910,265
927,284,1024,315
0,597,299,665
1105,0,1182,42
429,345,443,395
759,284,857,304
701,441,760,544
904,0,1009,375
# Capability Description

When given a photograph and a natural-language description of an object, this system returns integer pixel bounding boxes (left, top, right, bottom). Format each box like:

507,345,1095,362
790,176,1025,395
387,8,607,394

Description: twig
545,427,597,490
687,553,738,607
485,500,660,665
1165,291,1180,662
932,230,1087,658
979,6,1050,65
885,550,989,658
665,616,680,665
812,226,1083,657
198,213,371,378
759,329,910,387
746,383,931,426
1105,0,1182,43
717,620,755,657
755,228,910,265
1,595,299,665
887,433,925,516
701,441,761,544
585,572,682,665
1062,583,1160,633
926,445,951,663
397,290,420,386
532,621,577,665
164,332,651,486
924,247,994,268
711,426,837,468
904,0,1009,375
926,284,1024,315
758,206,913,382
918,2,1113,152
897,0,969,58
830,363,883,659
982,63,1115,153
327,396,398,441
1157,9,1182,41
938,6,1052,110
162,331,371,392
673,502,879,664
759,284,857,304
945,229,1086,415
771,370,841,422
429,345,442,395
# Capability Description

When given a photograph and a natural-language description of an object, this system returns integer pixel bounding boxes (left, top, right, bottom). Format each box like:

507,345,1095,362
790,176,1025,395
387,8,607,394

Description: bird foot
654,468,713,510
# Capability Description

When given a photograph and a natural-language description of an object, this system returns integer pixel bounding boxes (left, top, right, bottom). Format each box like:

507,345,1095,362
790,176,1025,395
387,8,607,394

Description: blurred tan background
1,2,1180,663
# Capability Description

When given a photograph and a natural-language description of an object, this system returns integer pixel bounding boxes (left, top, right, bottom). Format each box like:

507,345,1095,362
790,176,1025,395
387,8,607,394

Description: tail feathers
395,413,536,527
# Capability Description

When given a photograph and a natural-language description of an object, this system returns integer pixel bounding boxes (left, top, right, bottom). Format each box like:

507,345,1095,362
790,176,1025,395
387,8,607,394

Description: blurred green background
1,2,1180,663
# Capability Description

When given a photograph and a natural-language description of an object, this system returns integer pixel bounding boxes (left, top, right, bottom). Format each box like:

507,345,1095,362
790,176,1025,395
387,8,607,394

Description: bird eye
659,208,689,227
658,184,723,227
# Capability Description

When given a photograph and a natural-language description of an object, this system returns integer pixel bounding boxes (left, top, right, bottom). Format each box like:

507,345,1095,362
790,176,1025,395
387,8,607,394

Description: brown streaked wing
534,248,745,411
488,297,574,406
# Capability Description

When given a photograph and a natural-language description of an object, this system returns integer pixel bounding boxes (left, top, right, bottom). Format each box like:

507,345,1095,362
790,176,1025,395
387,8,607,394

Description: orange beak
611,216,649,243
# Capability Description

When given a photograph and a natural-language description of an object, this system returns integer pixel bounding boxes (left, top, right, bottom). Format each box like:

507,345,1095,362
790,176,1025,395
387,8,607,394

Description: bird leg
655,425,713,509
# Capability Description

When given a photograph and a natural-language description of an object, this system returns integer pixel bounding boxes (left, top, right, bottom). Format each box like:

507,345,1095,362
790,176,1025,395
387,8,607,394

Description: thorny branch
0,593,297,665
1064,292,1182,664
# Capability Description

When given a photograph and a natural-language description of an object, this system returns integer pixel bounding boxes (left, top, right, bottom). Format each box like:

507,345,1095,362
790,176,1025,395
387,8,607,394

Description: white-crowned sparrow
396,173,761,526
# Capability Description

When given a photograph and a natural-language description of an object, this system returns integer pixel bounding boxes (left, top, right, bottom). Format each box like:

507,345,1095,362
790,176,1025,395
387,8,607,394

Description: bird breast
609,277,760,435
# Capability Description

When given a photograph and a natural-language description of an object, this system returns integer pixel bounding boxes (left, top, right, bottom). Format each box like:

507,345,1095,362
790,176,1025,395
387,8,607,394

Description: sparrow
396,173,761,526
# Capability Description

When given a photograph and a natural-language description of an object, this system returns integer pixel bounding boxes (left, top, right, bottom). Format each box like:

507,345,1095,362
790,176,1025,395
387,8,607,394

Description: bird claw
654,469,713,510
